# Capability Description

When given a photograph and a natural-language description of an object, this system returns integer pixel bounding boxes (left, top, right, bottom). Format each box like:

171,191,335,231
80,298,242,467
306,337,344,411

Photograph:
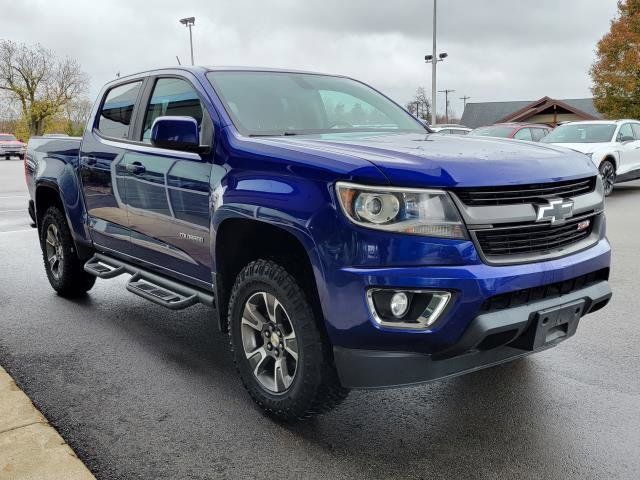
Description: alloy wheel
44,224,64,280
600,162,615,196
240,291,298,394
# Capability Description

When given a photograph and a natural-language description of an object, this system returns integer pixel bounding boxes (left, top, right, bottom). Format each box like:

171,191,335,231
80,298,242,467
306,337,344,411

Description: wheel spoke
48,253,57,267
262,292,279,323
274,358,291,391
283,333,298,361
246,347,268,376
242,303,267,331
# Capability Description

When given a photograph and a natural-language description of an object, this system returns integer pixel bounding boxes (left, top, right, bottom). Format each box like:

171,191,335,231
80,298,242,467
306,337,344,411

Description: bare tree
405,87,431,122
0,40,88,137
63,98,93,136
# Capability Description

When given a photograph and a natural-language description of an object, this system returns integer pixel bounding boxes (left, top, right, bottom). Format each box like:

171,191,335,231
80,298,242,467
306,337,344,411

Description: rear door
79,80,145,254
121,75,215,286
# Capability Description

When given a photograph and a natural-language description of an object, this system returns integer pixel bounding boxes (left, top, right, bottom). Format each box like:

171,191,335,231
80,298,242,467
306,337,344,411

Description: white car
429,124,472,135
541,120,640,195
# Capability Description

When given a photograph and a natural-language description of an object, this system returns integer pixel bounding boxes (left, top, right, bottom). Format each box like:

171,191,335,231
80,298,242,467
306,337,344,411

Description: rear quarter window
97,81,143,139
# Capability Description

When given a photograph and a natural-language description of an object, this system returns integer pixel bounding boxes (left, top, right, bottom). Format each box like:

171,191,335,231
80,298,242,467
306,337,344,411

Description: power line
460,95,471,109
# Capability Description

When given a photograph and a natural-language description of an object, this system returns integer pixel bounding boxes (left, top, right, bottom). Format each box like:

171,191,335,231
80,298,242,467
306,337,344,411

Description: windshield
0,134,17,141
541,124,616,143
468,126,515,138
207,71,426,136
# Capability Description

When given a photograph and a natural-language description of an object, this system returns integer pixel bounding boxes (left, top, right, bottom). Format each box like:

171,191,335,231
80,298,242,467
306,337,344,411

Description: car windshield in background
541,124,616,143
468,126,514,138
0,134,17,141
206,71,426,136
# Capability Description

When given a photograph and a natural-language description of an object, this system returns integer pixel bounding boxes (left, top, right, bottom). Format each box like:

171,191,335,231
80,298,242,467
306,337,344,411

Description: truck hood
257,132,598,188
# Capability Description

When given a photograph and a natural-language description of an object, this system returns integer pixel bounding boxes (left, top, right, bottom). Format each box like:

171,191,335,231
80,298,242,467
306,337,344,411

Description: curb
0,365,95,480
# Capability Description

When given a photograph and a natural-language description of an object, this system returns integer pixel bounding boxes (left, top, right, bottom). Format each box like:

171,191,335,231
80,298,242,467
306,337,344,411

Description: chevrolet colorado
25,67,612,420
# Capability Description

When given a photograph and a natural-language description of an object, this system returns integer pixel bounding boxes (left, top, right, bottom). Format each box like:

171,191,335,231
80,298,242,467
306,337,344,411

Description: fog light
367,289,453,330
390,292,409,318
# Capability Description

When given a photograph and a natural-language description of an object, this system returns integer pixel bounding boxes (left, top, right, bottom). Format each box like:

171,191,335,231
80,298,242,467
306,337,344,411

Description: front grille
474,213,596,258
455,177,597,206
480,268,609,313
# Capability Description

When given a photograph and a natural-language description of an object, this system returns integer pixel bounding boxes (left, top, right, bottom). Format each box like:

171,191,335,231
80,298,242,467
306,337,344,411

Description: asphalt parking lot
0,158,639,480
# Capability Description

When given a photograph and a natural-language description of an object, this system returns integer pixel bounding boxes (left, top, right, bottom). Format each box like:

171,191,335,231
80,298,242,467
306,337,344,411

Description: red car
469,123,551,142
0,133,26,160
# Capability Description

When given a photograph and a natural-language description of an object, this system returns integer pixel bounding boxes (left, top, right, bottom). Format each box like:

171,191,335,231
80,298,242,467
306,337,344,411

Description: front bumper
334,280,611,388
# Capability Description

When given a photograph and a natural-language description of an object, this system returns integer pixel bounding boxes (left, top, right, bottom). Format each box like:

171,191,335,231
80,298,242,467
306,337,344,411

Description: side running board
84,253,214,311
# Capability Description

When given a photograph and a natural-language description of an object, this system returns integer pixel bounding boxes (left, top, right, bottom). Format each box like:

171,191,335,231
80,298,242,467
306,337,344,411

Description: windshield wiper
249,131,299,137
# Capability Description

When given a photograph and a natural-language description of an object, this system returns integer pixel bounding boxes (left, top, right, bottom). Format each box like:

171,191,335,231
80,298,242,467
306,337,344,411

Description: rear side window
141,78,207,143
97,81,143,139
531,128,547,141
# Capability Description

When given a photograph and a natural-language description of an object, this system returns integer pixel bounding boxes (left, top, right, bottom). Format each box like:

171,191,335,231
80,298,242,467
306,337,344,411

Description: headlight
336,182,467,239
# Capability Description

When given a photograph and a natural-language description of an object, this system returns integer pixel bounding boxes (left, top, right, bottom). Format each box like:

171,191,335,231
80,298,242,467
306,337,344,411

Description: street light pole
431,0,437,125
179,17,196,65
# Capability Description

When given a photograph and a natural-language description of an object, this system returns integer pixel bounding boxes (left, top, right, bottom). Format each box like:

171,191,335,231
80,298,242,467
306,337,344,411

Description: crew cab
541,120,640,195
0,133,26,160
25,67,612,420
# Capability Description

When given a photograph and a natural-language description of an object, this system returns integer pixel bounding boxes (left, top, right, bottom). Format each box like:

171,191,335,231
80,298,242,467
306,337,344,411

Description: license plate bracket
530,299,586,349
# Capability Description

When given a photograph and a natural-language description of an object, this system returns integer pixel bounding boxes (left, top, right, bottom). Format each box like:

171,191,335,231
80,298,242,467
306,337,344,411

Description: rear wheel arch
213,217,326,334
35,183,65,231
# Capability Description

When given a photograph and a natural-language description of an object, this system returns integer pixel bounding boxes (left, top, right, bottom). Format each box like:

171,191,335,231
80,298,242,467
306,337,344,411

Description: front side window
618,123,634,142
513,128,532,141
97,81,143,139
206,71,425,136
541,123,616,143
141,77,208,144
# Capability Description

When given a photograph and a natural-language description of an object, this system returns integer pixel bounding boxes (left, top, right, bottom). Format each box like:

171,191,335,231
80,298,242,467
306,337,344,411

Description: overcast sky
0,0,619,117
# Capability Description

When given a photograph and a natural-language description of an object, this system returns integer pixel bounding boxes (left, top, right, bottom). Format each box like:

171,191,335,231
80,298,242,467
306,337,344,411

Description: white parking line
0,195,28,198
0,209,27,213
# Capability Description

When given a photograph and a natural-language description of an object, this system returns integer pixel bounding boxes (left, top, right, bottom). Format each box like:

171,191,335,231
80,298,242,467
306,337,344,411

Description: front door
121,76,215,285
79,80,144,254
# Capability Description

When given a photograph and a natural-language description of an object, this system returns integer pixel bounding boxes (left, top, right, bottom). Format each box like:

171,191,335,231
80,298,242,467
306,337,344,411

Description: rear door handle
81,155,97,166
126,162,146,175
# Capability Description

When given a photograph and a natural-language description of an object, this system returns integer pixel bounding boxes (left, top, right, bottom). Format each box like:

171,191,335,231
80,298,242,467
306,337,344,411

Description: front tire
599,160,616,196
40,206,95,297
228,259,348,421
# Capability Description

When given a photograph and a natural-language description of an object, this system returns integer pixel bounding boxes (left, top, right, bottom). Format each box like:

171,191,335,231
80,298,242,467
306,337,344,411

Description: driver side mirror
151,116,201,152
618,134,635,143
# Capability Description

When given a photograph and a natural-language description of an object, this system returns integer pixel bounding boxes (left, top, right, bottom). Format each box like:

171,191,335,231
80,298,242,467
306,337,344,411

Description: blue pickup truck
26,67,612,420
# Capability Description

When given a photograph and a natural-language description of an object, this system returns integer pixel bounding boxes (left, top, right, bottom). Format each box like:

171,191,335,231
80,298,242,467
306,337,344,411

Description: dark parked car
469,123,551,141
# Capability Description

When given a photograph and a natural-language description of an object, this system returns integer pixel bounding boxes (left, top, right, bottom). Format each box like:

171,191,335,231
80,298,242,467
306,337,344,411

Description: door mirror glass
150,116,200,151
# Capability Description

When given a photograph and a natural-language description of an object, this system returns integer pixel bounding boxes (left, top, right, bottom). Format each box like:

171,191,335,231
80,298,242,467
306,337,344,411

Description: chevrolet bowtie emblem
536,199,574,225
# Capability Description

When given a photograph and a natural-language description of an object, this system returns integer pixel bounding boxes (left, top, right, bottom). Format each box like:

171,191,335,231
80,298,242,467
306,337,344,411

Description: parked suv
469,123,551,141
541,120,640,195
26,67,611,420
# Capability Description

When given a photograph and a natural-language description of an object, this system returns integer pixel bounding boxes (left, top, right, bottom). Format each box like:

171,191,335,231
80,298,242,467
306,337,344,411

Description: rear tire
40,206,95,297
599,160,616,196
228,259,349,421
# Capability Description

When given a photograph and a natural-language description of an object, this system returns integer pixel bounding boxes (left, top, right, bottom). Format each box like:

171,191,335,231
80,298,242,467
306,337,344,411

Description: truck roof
106,66,345,86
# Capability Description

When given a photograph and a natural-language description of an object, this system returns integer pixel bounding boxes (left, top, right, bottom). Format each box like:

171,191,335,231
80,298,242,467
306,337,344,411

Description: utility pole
179,17,196,65
424,0,447,126
460,95,471,109
438,89,455,123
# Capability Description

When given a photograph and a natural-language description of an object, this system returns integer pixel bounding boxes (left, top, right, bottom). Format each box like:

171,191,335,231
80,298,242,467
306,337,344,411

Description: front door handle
126,162,146,175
